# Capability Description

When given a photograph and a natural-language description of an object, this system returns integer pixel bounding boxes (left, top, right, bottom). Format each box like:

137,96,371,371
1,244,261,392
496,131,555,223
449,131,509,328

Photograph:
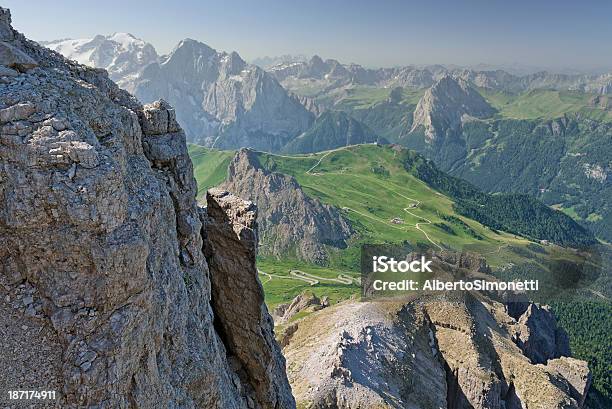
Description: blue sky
5,0,612,70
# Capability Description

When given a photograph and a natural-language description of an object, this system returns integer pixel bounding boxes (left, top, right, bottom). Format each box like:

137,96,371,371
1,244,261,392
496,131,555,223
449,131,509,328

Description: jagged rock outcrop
202,189,295,409
511,303,571,364
425,293,587,409
410,76,496,141
547,357,592,408
131,39,314,150
283,301,448,408
272,291,330,324
0,8,292,408
219,149,353,264
283,254,591,409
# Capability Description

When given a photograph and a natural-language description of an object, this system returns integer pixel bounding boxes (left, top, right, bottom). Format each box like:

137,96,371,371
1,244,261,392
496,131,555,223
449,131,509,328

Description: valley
188,143,610,407
188,143,598,299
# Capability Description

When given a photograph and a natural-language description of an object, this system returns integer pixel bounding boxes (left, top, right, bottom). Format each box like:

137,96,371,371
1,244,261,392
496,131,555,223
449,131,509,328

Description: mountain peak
310,54,324,64
173,38,216,55
42,32,158,85
411,75,495,140
0,6,13,40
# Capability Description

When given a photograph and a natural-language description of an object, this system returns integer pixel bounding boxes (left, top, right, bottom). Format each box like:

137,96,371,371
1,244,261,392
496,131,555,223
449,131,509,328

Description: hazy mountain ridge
131,39,315,151
399,77,611,242
42,33,158,89
269,55,612,97
42,34,315,151
282,110,381,154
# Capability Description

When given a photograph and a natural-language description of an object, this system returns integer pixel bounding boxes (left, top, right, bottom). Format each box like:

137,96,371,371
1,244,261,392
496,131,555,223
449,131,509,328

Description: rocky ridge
0,8,292,408
269,55,612,97
130,39,314,150
410,76,496,141
219,149,353,264
283,253,592,409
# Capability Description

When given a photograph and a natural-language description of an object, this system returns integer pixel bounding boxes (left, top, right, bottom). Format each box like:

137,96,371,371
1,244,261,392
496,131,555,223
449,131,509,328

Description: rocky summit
130,39,314,150
410,75,496,141
283,254,592,409
219,149,353,264
0,8,292,408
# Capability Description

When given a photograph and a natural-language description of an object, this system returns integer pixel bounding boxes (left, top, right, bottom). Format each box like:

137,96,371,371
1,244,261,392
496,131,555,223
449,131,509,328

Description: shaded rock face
511,303,571,364
410,76,496,141
0,8,292,408
281,111,380,154
202,189,295,409
219,149,353,264
283,254,591,409
131,39,314,150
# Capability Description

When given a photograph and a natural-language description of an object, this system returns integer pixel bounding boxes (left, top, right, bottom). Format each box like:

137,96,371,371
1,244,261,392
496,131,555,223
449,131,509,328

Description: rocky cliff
219,149,353,264
283,254,591,409
131,39,314,150
0,8,292,408
410,76,496,141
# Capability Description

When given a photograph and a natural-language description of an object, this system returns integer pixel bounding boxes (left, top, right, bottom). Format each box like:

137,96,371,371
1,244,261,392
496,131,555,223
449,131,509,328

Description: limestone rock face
202,189,296,409
410,76,496,141
273,291,330,324
547,357,592,408
0,8,292,408
219,149,353,264
511,303,571,364
285,295,591,409
131,39,314,150
283,301,448,409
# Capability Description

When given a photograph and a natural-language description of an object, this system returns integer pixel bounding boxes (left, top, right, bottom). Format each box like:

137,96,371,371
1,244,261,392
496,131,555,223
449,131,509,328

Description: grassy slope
480,88,612,122
189,144,571,304
257,145,528,262
189,142,579,274
312,86,424,110
188,144,610,403
188,144,234,195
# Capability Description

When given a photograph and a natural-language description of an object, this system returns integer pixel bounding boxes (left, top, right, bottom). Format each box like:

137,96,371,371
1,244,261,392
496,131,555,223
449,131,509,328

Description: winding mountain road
257,269,359,287
305,147,443,250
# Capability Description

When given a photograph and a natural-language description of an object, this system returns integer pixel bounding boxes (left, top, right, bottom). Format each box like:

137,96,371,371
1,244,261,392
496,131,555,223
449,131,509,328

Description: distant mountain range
42,33,611,242
130,39,314,151
42,33,158,89
44,35,315,151
269,55,612,97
